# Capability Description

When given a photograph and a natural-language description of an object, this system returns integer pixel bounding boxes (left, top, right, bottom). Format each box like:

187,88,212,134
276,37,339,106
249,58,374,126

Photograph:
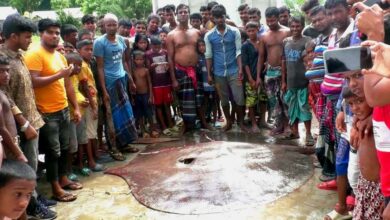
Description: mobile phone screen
324,46,372,74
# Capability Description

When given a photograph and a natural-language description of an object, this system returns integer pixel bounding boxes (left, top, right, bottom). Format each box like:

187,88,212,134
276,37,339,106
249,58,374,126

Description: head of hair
301,0,320,12
248,7,261,17
245,21,259,29
147,14,160,24
176,4,190,14
135,20,147,27
211,4,226,18
384,14,390,44
81,14,95,24
196,38,205,53
60,24,78,40
77,29,92,41
238,3,249,12
0,160,36,188
2,14,37,39
156,8,164,13
0,55,10,65
207,1,219,11
76,39,93,50
309,5,326,17
159,29,168,34
278,6,290,14
324,0,348,10
133,34,149,50
190,13,202,21
289,15,305,26
132,50,145,58
163,4,176,13
342,87,357,99
63,41,74,49
38,18,61,33
150,36,161,45
65,52,82,64
200,5,208,12
265,7,280,18
119,19,132,28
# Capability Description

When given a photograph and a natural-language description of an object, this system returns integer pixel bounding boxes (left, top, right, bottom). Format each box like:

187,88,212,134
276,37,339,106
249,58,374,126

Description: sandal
52,192,77,202
62,182,83,190
90,163,106,172
109,150,126,161
317,179,337,191
305,134,315,146
78,167,91,176
346,195,355,211
162,128,173,136
169,126,180,133
122,145,139,153
324,209,352,220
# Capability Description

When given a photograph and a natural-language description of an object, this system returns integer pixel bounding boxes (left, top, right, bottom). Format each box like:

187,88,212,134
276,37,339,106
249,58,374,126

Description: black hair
2,14,37,39
196,38,205,54
81,14,95,24
135,20,147,27
211,4,226,18
309,5,326,17
240,29,248,42
289,15,305,26
248,7,261,17
342,87,357,99
238,4,249,12
38,18,61,33
132,50,145,58
65,52,82,63
176,4,190,14
0,160,36,188
265,7,280,18
279,6,290,14
156,8,164,13
245,21,259,29
324,0,348,10
0,55,10,65
163,4,176,13
207,1,218,11
150,36,161,45
119,19,132,28
301,0,320,12
159,29,168,34
63,41,74,49
384,14,390,45
60,24,78,40
76,39,93,50
133,34,149,51
77,29,92,41
200,5,208,12
147,14,160,24
190,13,202,21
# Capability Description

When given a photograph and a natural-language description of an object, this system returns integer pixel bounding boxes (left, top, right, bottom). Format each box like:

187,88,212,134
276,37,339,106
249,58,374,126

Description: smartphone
324,46,373,75
363,0,390,9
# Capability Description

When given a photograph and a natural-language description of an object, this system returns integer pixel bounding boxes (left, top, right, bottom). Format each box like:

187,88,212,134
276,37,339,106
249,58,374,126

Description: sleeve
24,51,43,72
234,28,242,57
241,44,249,67
93,39,104,58
204,32,213,59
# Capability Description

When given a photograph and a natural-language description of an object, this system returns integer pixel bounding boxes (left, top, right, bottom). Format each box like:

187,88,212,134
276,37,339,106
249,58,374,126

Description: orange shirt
24,46,68,113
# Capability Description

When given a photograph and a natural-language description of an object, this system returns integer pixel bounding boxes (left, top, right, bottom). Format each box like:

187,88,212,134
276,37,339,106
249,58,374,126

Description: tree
283,0,325,16
9,0,41,13
51,0,81,27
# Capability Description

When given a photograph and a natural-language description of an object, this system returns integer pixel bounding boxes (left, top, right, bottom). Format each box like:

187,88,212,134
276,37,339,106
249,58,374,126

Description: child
146,37,177,135
342,88,383,219
133,34,149,52
76,41,104,173
242,22,260,133
281,16,314,145
132,50,154,137
197,38,217,126
159,29,168,50
0,160,36,220
190,13,202,30
63,41,75,54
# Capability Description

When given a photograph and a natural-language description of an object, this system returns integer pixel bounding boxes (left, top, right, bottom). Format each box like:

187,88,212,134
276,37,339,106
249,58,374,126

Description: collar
0,44,22,59
212,24,232,36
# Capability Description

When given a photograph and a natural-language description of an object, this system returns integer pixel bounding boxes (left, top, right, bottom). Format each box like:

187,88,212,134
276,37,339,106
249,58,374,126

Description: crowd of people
0,0,390,219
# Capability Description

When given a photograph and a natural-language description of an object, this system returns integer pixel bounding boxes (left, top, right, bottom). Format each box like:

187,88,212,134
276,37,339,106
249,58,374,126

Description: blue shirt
198,55,215,92
93,34,127,88
204,24,241,77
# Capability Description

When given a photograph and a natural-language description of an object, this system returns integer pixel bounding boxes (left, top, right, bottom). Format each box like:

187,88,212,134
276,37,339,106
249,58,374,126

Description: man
200,5,210,28
93,13,138,160
248,7,268,38
237,3,250,29
167,4,211,132
156,8,166,26
25,18,81,202
147,14,161,38
81,14,96,37
162,4,177,32
258,7,290,135
60,24,78,48
0,14,57,219
301,0,321,38
205,4,245,132
118,19,132,38
278,6,291,27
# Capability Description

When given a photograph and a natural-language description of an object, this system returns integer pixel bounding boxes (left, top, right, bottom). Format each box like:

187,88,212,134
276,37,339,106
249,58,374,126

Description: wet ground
37,124,337,220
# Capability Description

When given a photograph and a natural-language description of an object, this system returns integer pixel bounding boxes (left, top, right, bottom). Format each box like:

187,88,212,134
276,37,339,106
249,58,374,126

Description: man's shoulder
227,24,240,33
204,27,217,38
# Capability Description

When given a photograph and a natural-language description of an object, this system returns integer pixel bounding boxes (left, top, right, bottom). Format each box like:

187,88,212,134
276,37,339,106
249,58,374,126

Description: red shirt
373,104,390,197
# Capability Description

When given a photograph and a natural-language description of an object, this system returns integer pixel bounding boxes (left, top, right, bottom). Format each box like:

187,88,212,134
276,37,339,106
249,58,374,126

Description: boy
0,160,36,220
242,22,261,133
76,41,104,172
342,88,383,219
133,50,154,137
190,13,202,30
159,29,168,50
281,16,314,145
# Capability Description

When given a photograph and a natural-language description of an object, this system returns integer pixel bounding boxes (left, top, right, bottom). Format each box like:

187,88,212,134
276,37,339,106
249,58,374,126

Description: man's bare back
168,28,200,67
261,27,290,67
133,67,150,94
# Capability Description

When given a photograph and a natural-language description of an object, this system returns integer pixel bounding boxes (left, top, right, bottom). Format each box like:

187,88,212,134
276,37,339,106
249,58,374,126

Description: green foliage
283,0,325,16
76,0,152,19
51,0,81,27
9,0,41,13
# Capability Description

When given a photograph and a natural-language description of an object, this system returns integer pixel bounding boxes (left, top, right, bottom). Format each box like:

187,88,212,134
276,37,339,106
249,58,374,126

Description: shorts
335,137,350,176
214,74,245,107
153,86,173,105
133,93,153,120
245,82,258,107
85,107,98,139
69,115,88,153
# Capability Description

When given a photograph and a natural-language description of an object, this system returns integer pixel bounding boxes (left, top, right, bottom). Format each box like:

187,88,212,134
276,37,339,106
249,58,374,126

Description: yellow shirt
70,73,86,118
79,61,97,104
24,46,68,113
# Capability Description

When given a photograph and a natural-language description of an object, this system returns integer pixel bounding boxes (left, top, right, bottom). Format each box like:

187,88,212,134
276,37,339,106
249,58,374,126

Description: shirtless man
258,7,290,134
167,4,211,132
